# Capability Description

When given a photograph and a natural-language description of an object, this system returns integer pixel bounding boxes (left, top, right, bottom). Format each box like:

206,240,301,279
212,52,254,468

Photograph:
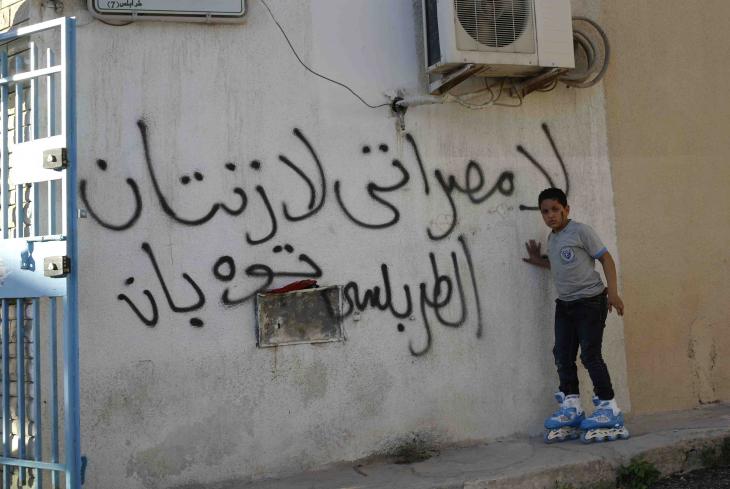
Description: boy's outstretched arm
598,251,624,315
523,240,550,269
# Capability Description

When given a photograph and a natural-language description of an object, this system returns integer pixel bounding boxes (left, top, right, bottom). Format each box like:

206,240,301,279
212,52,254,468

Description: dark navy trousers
553,289,615,400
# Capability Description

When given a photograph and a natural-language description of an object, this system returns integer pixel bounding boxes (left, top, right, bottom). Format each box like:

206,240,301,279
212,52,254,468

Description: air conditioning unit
423,0,575,78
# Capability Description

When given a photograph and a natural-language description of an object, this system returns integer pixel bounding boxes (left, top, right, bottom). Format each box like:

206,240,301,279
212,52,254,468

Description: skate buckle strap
552,406,578,421
589,408,613,422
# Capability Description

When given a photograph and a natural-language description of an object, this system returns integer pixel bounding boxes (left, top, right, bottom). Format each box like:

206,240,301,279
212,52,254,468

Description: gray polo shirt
547,220,607,301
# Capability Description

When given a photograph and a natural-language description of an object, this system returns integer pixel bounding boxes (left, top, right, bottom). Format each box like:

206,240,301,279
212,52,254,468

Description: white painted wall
54,0,626,487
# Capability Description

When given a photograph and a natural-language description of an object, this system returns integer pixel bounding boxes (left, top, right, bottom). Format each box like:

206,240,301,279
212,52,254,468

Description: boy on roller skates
523,188,629,444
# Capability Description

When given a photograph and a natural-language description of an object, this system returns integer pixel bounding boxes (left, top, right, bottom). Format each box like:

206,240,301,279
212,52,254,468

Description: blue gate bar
47,48,61,489
1,52,7,240
0,18,71,43
15,55,24,145
30,43,40,235
15,181,22,238
61,18,80,489
32,299,41,489
2,300,11,489
0,457,64,472
48,49,58,239
0,17,78,489
16,299,26,485
15,55,24,243
60,166,67,238
0,65,62,86
30,44,39,143
50,298,59,489
47,49,57,138
30,42,44,489
49,177,59,237
50,299,59,489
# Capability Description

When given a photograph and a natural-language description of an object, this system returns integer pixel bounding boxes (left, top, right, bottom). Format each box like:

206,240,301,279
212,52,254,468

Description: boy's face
539,198,570,232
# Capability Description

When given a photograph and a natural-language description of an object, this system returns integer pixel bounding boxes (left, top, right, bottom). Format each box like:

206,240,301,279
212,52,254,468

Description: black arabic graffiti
334,151,410,229
118,242,205,328
216,243,323,307
87,120,571,356
340,234,481,356
280,128,327,221
84,119,563,242
428,166,515,240
80,159,142,231
138,120,248,226
517,123,570,211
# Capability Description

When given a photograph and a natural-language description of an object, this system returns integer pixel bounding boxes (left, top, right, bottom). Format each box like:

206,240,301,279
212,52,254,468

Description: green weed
554,482,576,489
699,436,730,468
387,433,439,464
615,458,660,489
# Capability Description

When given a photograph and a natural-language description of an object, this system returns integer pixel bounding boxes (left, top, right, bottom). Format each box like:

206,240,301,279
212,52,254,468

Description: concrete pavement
201,402,730,489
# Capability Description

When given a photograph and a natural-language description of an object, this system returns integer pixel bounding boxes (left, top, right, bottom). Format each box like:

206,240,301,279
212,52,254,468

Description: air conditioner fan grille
455,0,532,48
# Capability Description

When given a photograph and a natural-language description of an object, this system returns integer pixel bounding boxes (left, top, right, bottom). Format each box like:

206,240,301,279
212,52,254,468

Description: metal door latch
43,148,67,170
44,256,70,278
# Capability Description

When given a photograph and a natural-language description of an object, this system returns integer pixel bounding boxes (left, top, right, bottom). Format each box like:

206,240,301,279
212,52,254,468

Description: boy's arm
597,251,624,315
523,240,550,269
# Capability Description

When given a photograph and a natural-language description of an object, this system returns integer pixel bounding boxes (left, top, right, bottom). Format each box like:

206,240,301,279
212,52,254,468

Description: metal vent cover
455,0,532,48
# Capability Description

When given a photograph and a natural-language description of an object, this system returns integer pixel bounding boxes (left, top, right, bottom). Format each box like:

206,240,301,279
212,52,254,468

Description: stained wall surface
54,0,629,487
602,1,730,413
0,0,28,31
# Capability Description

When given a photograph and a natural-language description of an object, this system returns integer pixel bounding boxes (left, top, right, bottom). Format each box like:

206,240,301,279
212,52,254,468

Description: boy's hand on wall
608,292,624,316
523,240,549,268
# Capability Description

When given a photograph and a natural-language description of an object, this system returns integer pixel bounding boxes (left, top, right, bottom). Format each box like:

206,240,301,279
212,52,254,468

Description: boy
523,188,629,443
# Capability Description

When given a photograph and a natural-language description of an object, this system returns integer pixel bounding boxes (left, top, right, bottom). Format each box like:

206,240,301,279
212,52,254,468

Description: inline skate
580,396,630,443
544,392,584,443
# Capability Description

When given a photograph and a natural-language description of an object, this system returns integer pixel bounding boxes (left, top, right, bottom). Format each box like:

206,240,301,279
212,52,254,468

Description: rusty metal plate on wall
256,286,343,347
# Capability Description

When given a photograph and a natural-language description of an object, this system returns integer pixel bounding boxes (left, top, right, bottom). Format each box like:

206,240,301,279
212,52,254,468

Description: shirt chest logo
560,246,576,263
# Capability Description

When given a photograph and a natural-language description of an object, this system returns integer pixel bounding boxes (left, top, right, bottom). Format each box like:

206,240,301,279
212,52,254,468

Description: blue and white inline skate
580,396,630,443
544,392,585,443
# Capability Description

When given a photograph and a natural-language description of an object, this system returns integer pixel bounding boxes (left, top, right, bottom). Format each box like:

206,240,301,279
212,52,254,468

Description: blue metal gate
0,17,79,489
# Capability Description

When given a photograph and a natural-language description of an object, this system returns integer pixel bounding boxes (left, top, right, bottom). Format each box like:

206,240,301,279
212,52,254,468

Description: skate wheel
544,432,562,444
580,432,592,444
608,434,618,441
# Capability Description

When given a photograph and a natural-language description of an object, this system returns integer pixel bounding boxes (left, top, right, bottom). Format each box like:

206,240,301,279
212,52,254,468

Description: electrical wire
492,79,523,107
451,80,497,108
258,0,390,109
453,95,493,109
537,77,559,92
483,78,522,108
399,77,523,110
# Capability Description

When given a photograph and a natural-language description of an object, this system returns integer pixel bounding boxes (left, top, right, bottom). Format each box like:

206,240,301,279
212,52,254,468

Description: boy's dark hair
538,188,568,207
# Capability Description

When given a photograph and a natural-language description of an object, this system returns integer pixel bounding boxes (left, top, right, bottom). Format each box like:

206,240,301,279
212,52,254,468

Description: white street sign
89,0,246,22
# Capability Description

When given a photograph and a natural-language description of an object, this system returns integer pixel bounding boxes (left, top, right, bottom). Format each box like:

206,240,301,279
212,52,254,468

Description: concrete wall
0,0,28,32
50,1,626,487
602,1,730,413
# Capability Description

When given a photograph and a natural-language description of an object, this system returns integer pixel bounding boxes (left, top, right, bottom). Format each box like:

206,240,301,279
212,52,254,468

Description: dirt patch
651,466,730,488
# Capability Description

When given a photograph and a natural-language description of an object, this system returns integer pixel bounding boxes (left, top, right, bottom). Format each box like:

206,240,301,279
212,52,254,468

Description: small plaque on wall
89,0,246,23
256,286,344,347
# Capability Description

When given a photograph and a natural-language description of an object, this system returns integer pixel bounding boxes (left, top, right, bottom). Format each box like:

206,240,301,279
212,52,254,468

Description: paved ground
198,403,730,489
